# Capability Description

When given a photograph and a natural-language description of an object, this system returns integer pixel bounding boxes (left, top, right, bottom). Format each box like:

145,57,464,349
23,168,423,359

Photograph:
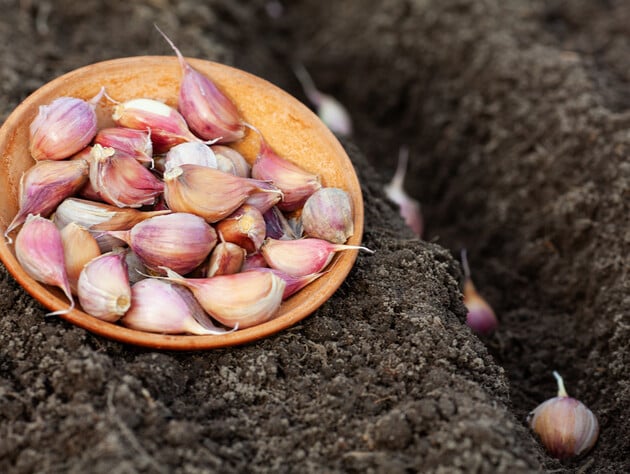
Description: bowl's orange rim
0,56,364,350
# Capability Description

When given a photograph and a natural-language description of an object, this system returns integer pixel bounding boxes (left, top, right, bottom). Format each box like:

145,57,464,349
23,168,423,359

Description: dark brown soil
0,1,628,473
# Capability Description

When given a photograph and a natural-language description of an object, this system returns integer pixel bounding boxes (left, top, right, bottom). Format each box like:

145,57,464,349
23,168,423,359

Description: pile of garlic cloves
5,31,371,335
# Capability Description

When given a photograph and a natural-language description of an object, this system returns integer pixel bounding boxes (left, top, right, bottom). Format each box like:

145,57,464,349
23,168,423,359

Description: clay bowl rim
0,56,364,350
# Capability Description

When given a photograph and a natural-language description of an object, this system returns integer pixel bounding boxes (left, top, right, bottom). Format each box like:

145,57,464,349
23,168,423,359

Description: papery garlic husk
157,26,245,143
527,371,599,459
4,159,89,241
94,127,153,166
113,98,213,153
249,267,325,300
163,164,281,223
244,180,284,214
207,241,246,277
15,214,74,315
53,197,170,252
159,267,285,329
121,279,234,335
241,252,268,271
106,212,217,275
251,137,321,211
60,222,101,294
78,250,131,322
29,88,104,161
163,141,217,173
89,144,164,208
384,147,423,238
263,206,297,240
302,187,353,244
460,249,497,335
215,204,265,254
261,237,373,277
212,145,251,177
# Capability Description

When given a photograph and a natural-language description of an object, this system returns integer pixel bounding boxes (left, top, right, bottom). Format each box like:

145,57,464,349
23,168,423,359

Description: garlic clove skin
124,249,149,285
302,187,354,244
163,164,281,223
94,127,153,167
263,206,297,240
528,371,599,459
163,141,217,172
88,144,164,208
206,241,246,277
211,145,251,178
160,267,285,329
121,279,234,335
29,88,104,161
70,146,104,201
157,26,245,143
384,147,423,238
4,159,89,241
460,249,498,335
60,222,101,294
244,180,284,214
261,237,373,277
78,250,131,322
15,214,75,315
249,267,325,300
215,204,266,254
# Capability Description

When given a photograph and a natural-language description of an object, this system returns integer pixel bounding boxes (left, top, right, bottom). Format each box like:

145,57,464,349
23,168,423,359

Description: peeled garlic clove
207,241,246,277
29,88,105,160
94,127,153,166
241,252,268,271
107,212,217,275
121,279,233,335
78,250,131,322
15,214,74,315
4,159,89,241
212,145,251,177
251,135,321,212
159,267,285,329
249,267,325,300
60,222,101,294
302,187,354,244
157,26,245,143
163,141,217,172
215,204,266,254
112,98,209,153
528,371,599,459
163,164,281,223
263,206,297,240
261,237,373,277
384,146,423,238
461,249,498,335
244,180,284,214
89,144,164,208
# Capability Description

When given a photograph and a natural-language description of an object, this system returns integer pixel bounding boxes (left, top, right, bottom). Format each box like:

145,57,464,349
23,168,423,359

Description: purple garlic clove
302,187,354,244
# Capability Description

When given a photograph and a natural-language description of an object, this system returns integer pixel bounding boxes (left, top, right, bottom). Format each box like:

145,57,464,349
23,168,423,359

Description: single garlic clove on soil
384,146,423,238
302,187,354,244
460,249,498,335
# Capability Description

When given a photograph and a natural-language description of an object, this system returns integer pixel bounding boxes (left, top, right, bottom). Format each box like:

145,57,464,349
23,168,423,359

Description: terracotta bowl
0,56,363,350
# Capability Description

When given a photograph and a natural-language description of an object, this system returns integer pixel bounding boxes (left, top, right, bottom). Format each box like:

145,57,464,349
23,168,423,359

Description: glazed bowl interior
0,56,364,350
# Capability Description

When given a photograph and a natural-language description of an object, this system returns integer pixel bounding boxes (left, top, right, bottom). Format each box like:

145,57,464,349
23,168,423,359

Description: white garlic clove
163,142,218,172
302,187,354,244
384,146,423,238
211,145,251,177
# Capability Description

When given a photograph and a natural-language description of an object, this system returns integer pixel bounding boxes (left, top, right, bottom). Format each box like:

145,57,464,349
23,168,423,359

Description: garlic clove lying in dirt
78,250,131,322
163,164,281,223
206,241,246,277
4,159,89,242
157,26,246,143
88,144,164,208
107,212,217,276
15,214,74,315
163,141,217,172
460,249,498,335
215,204,266,254
527,371,599,459
94,127,153,167
261,237,373,277
121,279,234,335
60,222,101,294
211,145,251,178
384,146,423,238
158,267,285,329
29,88,105,161
302,187,354,244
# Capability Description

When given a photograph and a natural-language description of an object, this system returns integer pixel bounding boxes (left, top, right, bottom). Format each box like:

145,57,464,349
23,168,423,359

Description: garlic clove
263,206,298,240
302,187,354,244
29,88,105,161
528,371,599,459
15,214,75,315
384,146,423,238
60,222,101,294
250,131,321,212
211,145,251,177
163,141,217,172
121,279,234,335
244,180,284,214
215,204,266,254
206,241,246,277
88,144,164,208
460,249,498,335
241,252,268,271
261,237,373,277
107,212,217,275
159,267,285,329
4,159,89,242
157,26,245,143
78,250,131,322
94,127,154,167
163,164,281,223
248,267,326,300
70,146,104,201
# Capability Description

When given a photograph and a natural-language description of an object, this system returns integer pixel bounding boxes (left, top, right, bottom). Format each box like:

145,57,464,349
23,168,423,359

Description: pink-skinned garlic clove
163,141,217,172
206,241,247,277
244,181,284,214
302,187,354,244
384,146,423,238
15,214,75,315
460,249,498,335
247,267,326,300
215,204,266,255
241,252,268,271
94,127,154,167
211,145,251,177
